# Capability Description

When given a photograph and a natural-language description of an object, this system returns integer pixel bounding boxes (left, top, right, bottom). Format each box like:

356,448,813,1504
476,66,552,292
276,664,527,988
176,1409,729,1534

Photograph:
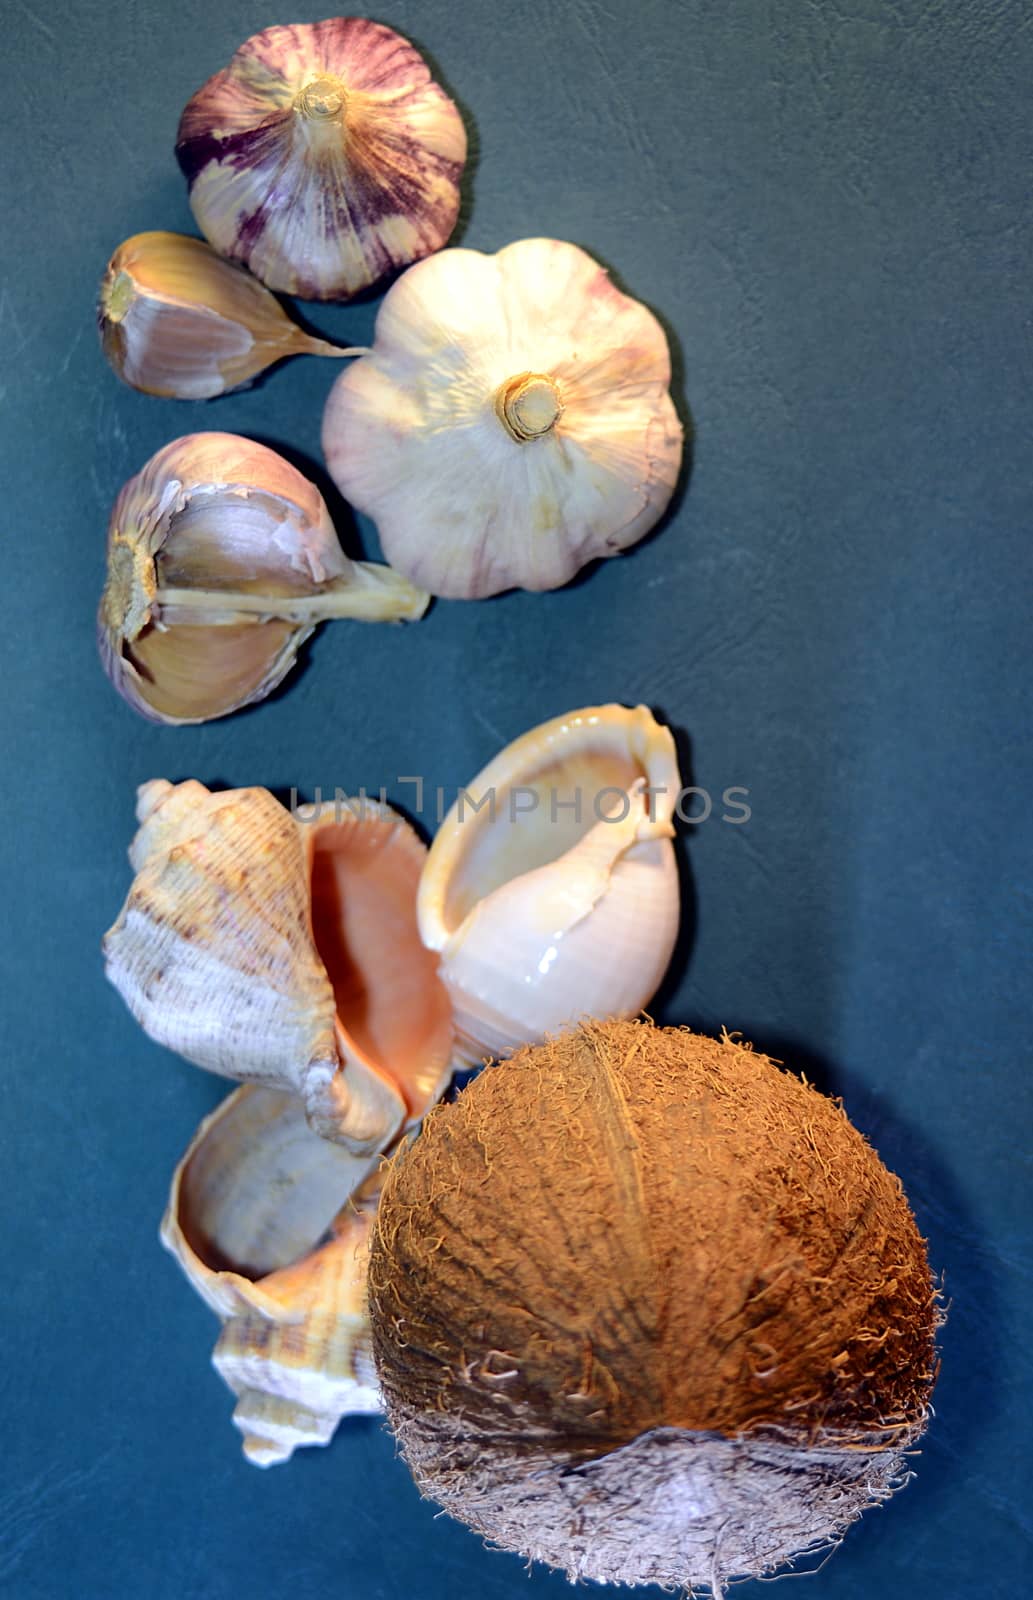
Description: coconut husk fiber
367,1020,939,1592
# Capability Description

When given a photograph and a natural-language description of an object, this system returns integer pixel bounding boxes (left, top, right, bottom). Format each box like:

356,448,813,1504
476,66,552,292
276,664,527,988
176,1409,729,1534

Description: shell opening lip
418,705,681,948
172,1087,355,1286
306,810,453,1122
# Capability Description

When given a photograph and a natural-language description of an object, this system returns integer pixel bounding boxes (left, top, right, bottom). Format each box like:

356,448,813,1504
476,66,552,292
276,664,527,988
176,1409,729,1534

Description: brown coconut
367,1020,939,1592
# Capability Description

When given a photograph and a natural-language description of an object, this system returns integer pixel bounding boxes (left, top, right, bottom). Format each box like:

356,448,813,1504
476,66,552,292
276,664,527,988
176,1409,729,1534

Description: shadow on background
408,29,481,251
648,712,699,1016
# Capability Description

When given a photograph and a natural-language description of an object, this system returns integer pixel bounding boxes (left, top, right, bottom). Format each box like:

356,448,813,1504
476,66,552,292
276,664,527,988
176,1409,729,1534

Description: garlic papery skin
98,232,364,399
97,432,428,724
176,19,467,301
162,1084,382,1464
322,239,684,598
417,704,681,1066
104,778,454,1148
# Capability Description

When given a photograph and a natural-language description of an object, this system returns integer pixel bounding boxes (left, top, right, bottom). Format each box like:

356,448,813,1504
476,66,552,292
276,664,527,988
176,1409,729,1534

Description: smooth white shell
418,705,682,1064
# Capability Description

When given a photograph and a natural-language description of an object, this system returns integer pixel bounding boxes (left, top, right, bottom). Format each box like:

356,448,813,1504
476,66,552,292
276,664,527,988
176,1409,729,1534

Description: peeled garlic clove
104,778,454,1148
162,1084,381,1464
97,432,428,724
98,231,363,399
322,239,684,598
176,19,467,301
418,704,682,1064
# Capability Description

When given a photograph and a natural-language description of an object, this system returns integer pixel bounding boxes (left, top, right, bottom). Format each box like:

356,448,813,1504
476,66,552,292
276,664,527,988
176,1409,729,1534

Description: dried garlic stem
494,372,563,443
155,563,429,626
303,340,372,360
295,76,348,121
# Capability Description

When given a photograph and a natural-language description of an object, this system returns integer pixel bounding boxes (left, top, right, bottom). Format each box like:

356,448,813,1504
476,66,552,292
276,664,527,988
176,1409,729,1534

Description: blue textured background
1,2,1030,1595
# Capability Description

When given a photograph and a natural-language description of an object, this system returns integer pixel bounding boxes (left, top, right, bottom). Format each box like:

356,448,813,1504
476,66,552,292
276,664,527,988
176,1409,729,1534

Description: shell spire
104,779,454,1148
162,1085,382,1464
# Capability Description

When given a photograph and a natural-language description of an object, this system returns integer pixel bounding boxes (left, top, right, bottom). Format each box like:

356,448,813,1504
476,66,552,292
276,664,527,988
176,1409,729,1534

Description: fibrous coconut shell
368,1020,939,1591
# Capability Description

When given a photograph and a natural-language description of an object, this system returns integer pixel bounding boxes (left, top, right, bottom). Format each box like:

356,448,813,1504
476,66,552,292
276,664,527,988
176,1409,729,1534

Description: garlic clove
176,19,467,301
116,618,300,725
417,704,681,1064
162,1083,382,1463
104,778,454,1148
322,239,684,597
97,432,429,724
97,232,363,398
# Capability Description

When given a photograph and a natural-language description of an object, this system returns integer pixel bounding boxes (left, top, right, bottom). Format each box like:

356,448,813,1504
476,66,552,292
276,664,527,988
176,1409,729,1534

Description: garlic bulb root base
101,536,156,639
102,271,134,322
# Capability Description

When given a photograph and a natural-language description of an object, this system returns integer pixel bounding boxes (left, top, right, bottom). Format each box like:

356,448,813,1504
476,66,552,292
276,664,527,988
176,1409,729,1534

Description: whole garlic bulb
368,1020,940,1591
322,239,684,597
176,18,467,301
97,432,428,724
98,232,363,399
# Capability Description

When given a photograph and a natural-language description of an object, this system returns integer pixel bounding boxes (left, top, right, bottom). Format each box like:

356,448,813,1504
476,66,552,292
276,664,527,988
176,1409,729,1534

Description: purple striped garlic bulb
175,18,467,301
322,239,684,598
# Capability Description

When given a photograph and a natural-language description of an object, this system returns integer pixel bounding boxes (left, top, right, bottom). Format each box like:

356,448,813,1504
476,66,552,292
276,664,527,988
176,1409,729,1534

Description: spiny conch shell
161,1083,381,1465
417,704,682,1065
176,18,467,300
98,432,428,724
104,778,454,1148
322,238,684,597
98,232,365,399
